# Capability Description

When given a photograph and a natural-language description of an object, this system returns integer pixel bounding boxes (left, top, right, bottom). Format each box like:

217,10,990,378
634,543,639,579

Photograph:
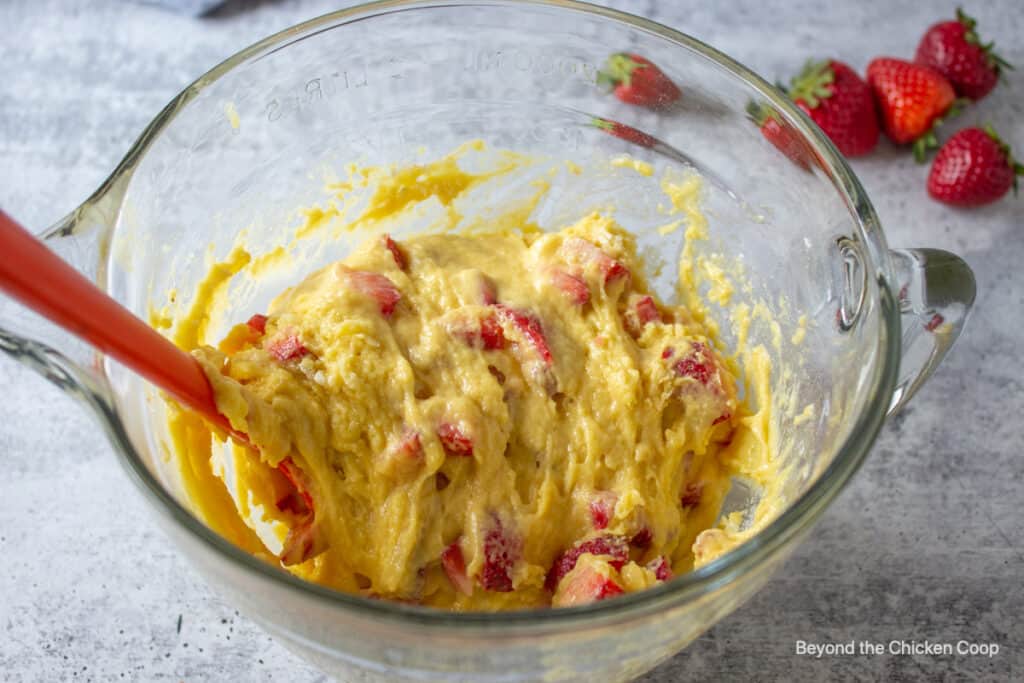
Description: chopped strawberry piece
441,541,473,596
343,268,401,317
629,527,653,549
589,492,617,530
552,563,625,607
680,482,704,509
595,575,625,599
712,413,731,426
591,117,659,149
278,457,315,512
267,334,309,362
602,260,630,285
246,314,268,334
545,535,629,592
623,295,661,337
634,296,660,325
280,515,327,566
382,234,407,270
479,518,520,592
647,556,672,581
671,343,715,385
562,237,630,286
452,313,506,351
925,313,945,332
493,304,553,366
437,422,473,457
674,357,711,384
550,269,591,306
661,346,675,360
479,314,506,350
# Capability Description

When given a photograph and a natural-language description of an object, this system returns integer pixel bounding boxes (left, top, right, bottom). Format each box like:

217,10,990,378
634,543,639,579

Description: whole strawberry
927,126,1023,206
745,100,812,169
786,60,879,157
915,8,1013,101
866,58,958,160
590,117,658,149
598,53,682,107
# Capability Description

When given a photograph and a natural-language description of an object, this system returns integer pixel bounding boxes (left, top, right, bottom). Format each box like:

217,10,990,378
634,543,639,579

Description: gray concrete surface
1,0,1021,680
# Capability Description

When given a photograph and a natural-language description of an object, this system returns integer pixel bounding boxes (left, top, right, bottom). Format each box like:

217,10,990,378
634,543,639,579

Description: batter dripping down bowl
0,1,975,681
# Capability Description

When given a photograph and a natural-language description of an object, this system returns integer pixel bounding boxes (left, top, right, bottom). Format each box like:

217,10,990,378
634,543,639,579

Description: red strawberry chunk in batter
479,518,520,592
441,541,473,596
647,556,672,581
552,563,625,607
479,314,506,350
343,268,401,317
667,342,715,385
382,234,407,270
492,304,553,366
267,334,309,362
562,237,631,286
451,313,506,351
550,269,591,306
634,296,659,325
674,357,711,384
623,294,661,337
545,535,629,592
437,422,473,457
589,492,618,530
246,314,268,334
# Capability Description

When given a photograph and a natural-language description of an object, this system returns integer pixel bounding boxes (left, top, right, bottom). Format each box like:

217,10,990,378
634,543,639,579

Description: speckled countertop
1,1,1021,681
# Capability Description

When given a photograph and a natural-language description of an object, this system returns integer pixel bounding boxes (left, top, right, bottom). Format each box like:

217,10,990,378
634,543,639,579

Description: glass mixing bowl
0,1,976,681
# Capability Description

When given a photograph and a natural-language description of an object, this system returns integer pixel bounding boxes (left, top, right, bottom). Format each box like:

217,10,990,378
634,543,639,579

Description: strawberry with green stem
745,100,812,169
590,117,658,149
866,58,963,161
598,53,682,107
915,7,1013,101
927,125,1024,206
784,59,879,157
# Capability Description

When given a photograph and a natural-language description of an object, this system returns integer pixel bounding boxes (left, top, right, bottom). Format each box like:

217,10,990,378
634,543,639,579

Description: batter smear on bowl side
171,147,778,611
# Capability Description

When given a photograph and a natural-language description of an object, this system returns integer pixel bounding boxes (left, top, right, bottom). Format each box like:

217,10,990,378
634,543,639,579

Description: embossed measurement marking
265,70,369,122
465,49,598,83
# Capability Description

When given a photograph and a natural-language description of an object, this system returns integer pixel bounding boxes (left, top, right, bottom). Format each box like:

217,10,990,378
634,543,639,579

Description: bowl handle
0,196,119,404
887,248,976,416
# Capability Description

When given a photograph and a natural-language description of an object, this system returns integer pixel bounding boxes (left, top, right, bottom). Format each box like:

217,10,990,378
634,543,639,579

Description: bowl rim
102,0,901,631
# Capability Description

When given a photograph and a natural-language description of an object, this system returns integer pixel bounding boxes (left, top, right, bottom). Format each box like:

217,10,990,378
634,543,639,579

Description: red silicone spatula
0,209,245,441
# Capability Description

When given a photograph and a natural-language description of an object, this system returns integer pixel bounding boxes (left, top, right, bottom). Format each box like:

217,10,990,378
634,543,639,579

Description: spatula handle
0,209,234,434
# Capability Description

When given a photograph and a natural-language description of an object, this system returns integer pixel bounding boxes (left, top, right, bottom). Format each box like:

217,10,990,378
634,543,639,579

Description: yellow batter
169,146,778,611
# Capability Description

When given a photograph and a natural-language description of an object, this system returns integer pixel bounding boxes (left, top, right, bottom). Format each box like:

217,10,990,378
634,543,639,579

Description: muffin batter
169,146,778,611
